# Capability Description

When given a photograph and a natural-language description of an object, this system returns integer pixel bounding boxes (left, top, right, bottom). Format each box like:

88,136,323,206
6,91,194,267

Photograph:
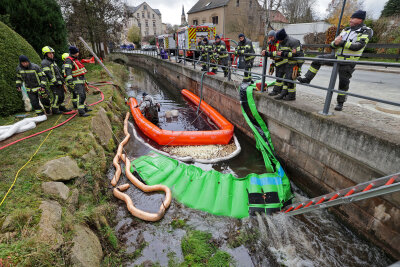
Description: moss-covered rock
0,21,41,116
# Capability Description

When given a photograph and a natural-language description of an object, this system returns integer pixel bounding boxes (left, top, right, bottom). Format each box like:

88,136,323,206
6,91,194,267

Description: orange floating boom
128,89,234,146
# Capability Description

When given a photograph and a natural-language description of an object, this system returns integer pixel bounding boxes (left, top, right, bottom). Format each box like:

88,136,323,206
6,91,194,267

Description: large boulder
39,156,83,181
42,182,70,200
70,225,103,267
38,200,63,249
91,107,113,147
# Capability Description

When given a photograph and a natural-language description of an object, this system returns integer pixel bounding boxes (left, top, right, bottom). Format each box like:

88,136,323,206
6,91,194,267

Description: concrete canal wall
109,53,400,259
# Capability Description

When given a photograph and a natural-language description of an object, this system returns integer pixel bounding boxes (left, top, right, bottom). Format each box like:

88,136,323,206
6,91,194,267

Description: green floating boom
130,80,293,218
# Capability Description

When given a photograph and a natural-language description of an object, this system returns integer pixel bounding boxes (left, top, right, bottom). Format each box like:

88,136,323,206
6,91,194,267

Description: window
143,5,147,10
193,20,198,25
148,12,150,18
205,2,211,7
142,12,144,18
152,14,155,19
153,21,156,27
202,19,206,24
236,0,239,7
145,20,148,27
137,13,139,18
249,0,252,7
212,16,218,25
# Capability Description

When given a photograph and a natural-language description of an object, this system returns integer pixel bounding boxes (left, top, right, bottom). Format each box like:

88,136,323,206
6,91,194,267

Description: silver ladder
282,172,400,216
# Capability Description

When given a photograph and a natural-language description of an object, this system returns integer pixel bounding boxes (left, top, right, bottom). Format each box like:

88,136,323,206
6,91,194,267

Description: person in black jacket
235,33,255,83
41,46,71,114
16,55,51,116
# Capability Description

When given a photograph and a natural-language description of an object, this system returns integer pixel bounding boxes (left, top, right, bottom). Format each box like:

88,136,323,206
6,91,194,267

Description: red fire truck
176,24,216,58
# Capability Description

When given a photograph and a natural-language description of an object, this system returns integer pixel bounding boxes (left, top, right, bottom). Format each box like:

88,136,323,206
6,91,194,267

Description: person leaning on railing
297,10,373,111
200,37,213,72
211,35,229,77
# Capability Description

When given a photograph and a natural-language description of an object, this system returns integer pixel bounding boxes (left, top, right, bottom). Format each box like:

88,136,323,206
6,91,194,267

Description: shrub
0,21,41,116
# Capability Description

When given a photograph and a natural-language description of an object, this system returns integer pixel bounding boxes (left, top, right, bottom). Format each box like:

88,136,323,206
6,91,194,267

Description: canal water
109,66,392,266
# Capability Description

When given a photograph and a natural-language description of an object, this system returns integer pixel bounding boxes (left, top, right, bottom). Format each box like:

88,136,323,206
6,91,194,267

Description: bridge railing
114,48,400,116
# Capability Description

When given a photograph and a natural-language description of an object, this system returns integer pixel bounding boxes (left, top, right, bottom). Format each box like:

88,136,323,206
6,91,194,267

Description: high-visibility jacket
41,57,64,86
16,63,47,92
275,35,304,65
64,56,87,85
268,40,287,66
200,41,213,57
236,38,255,61
331,24,373,60
213,40,228,58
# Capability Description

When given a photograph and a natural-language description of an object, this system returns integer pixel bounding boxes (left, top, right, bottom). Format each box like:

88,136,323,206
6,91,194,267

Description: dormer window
205,2,211,7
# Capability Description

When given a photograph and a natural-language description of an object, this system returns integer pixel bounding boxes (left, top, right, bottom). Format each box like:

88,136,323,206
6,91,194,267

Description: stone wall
109,53,400,260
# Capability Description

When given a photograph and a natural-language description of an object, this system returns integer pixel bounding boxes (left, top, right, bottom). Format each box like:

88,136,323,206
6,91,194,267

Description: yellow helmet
62,53,69,61
42,46,55,56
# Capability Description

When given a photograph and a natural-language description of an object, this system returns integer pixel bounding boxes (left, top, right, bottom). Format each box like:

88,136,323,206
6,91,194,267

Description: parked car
142,45,157,51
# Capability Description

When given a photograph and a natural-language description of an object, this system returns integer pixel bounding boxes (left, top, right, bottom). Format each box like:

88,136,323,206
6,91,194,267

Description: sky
128,0,389,25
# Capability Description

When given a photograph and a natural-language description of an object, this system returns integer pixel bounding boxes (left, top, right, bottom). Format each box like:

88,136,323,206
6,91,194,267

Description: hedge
0,21,41,116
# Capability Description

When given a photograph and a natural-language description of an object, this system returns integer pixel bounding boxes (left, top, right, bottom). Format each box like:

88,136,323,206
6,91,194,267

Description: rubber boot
274,89,288,100
335,102,344,111
297,76,310,84
78,108,89,117
45,107,52,115
85,106,93,112
52,107,62,115
60,105,72,113
224,71,228,77
37,111,45,116
283,92,296,101
269,88,281,96
201,66,207,71
72,101,77,109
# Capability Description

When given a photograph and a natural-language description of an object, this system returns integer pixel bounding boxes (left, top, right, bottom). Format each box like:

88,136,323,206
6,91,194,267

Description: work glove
17,87,22,92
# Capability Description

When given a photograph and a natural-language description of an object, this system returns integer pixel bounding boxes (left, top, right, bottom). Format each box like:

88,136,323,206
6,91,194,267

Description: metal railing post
183,49,186,65
228,53,232,81
207,52,210,71
176,49,178,63
193,51,196,69
321,62,339,115
260,54,268,92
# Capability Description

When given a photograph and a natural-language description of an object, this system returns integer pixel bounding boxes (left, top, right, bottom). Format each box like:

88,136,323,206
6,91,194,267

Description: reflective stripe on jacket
331,24,373,60
16,63,47,91
275,36,304,64
213,40,228,58
41,57,63,86
237,38,255,61
64,56,87,85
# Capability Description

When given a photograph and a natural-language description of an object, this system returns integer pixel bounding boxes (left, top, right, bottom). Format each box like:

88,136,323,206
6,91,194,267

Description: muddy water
110,66,392,266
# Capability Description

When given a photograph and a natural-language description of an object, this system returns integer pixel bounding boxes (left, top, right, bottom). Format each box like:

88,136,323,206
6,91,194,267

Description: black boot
297,76,310,84
201,66,207,71
85,106,93,112
52,107,62,114
334,102,344,111
224,72,228,77
78,108,89,117
274,89,288,100
283,92,296,101
37,111,45,116
60,105,72,112
45,107,52,115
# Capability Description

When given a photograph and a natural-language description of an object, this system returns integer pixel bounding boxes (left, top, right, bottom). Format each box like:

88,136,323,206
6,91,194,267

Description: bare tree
281,0,315,23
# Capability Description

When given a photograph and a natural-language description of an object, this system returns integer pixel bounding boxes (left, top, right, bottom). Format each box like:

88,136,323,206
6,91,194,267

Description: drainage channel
108,65,392,266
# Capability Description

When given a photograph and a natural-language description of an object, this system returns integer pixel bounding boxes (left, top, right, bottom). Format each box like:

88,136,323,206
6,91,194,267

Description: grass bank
0,61,131,265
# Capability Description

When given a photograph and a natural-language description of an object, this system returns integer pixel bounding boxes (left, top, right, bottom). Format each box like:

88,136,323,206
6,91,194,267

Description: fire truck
156,34,176,55
176,24,216,58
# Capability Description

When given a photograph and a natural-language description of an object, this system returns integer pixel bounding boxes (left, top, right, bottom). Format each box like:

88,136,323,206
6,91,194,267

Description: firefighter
16,55,51,116
262,30,288,96
62,52,77,108
298,10,372,111
273,29,304,101
41,46,71,114
135,92,160,124
64,46,92,117
200,37,212,71
211,35,229,77
195,37,202,59
235,33,255,83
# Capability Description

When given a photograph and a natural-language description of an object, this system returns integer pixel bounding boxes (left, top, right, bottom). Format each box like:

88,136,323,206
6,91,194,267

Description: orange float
128,89,234,146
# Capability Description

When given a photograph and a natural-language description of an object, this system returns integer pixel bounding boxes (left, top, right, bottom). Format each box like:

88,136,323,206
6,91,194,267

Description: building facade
187,0,266,43
121,2,163,43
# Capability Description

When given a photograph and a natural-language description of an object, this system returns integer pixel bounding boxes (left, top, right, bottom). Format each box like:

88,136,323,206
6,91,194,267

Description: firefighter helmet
42,46,55,56
62,53,69,61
